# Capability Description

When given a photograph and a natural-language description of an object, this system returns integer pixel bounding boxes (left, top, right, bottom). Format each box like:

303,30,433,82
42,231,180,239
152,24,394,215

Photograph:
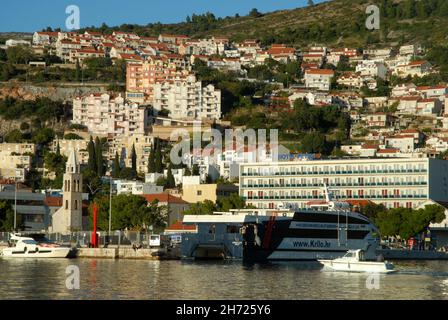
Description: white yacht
1,234,72,258
318,249,395,273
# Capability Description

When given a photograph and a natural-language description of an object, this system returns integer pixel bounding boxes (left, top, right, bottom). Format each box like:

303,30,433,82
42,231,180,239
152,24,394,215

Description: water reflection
0,259,448,300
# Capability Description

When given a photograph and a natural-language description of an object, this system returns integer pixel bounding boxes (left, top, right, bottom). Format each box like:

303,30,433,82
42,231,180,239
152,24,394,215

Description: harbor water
1,259,448,300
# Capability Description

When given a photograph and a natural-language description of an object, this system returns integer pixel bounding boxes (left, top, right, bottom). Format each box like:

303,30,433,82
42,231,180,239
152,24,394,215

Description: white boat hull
1,247,71,258
318,259,395,274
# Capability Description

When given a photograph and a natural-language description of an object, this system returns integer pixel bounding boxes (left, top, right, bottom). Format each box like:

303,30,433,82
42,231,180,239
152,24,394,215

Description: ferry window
226,225,239,234
208,224,215,234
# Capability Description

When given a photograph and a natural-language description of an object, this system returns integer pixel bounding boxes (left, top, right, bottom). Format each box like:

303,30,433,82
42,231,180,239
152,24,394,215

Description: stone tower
51,149,83,233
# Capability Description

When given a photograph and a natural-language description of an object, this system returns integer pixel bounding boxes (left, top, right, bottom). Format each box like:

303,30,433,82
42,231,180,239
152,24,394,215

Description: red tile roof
306,69,334,75
44,196,63,207
142,193,189,204
165,221,197,232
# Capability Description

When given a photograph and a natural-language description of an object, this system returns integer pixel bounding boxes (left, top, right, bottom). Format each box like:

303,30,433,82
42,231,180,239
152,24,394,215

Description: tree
131,143,137,174
4,129,24,143
118,167,137,180
147,143,156,173
184,200,217,215
217,193,249,212
154,139,163,173
75,59,81,82
6,45,33,64
249,8,262,18
112,152,121,178
166,163,176,189
95,136,104,177
87,136,97,173
0,200,14,231
82,168,103,197
88,194,168,231
300,132,329,154
32,128,55,145
374,205,445,240
64,133,83,140
192,163,200,176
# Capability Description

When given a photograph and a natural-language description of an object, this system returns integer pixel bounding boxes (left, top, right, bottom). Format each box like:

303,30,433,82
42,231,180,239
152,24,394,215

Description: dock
75,246,181,260
376,249,448,260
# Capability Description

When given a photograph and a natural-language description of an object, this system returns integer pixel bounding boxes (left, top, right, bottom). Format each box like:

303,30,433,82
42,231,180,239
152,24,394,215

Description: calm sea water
1,258,448,300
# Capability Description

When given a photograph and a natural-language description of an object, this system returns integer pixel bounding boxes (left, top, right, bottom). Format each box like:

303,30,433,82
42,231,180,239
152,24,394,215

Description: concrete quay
377,249,448,260
75,246,181,260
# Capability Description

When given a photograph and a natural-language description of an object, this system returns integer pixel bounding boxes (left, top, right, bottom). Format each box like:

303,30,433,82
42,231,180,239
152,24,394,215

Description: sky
0,0,327,32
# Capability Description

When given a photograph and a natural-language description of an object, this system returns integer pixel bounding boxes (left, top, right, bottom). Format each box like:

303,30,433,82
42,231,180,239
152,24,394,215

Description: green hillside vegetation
77,0,448,48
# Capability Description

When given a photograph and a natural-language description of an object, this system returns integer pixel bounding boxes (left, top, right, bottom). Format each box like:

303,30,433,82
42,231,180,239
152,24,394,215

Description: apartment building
153,74,221,120
125,58,179,103
355,60,387,80
72,93,150,137
304,69,334,91
0,143,35,181
0,143,35,155
112,179,163,195
51,139,89,165
107,134,153,174
239,158,448,210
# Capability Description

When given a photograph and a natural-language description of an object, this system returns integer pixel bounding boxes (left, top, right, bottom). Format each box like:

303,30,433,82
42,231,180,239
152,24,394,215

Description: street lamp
109,176,113,236
14,169,22,232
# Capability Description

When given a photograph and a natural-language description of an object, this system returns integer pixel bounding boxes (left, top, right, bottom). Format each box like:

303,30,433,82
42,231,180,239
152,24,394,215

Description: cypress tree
131,143,137,174
56,141,61,156
95,137,104,177
148,143,156,173
192,163,200,176
87,136,96,173
113,152,121,178
166,163,176,189
154,139,163,173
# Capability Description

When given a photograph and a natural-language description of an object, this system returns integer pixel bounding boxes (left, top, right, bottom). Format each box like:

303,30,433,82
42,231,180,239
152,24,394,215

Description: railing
0,231,163,248
243,194,428,201
242,181,427,188
242,169,428,177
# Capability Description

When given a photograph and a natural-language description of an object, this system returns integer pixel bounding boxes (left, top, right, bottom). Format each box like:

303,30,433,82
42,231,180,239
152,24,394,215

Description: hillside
77,0,448,48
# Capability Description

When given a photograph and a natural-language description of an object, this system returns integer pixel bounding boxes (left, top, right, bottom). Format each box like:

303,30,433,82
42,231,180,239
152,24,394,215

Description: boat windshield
344,251,357,258
22,239,38,245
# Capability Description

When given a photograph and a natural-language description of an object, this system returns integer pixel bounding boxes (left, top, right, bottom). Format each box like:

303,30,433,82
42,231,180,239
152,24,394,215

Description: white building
51,139,89,165
153,74,221,120
355,60,387,80
5,39,31,47
239,158,448,210
385,135,415,153
72,93,150,137
304,69,334,91
113,179,163,195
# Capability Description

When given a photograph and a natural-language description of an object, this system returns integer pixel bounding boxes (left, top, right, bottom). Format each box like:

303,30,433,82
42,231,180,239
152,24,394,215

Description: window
197,190,202,196
65,200,69,210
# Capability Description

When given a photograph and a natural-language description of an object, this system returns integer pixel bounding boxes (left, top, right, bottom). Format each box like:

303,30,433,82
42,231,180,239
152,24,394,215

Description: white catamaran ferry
182,186,380,262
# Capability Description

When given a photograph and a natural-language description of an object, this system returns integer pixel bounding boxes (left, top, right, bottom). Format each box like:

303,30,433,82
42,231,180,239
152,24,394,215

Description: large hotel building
239,158,448,210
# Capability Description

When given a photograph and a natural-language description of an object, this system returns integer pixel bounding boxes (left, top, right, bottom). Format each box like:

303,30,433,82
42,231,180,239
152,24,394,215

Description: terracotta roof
142,193,189,204
306,69,334,75
165,221,197,231
408,60,428,66
345,200,373,207
44,196,63,207
377,148,399,154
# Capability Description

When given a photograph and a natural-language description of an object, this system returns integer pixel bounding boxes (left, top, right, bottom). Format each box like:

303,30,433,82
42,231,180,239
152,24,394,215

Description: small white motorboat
318,249,395,274
1,234,72,258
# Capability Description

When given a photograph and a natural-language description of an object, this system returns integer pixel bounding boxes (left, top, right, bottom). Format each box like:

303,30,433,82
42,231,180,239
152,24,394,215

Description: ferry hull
242,211,379,263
